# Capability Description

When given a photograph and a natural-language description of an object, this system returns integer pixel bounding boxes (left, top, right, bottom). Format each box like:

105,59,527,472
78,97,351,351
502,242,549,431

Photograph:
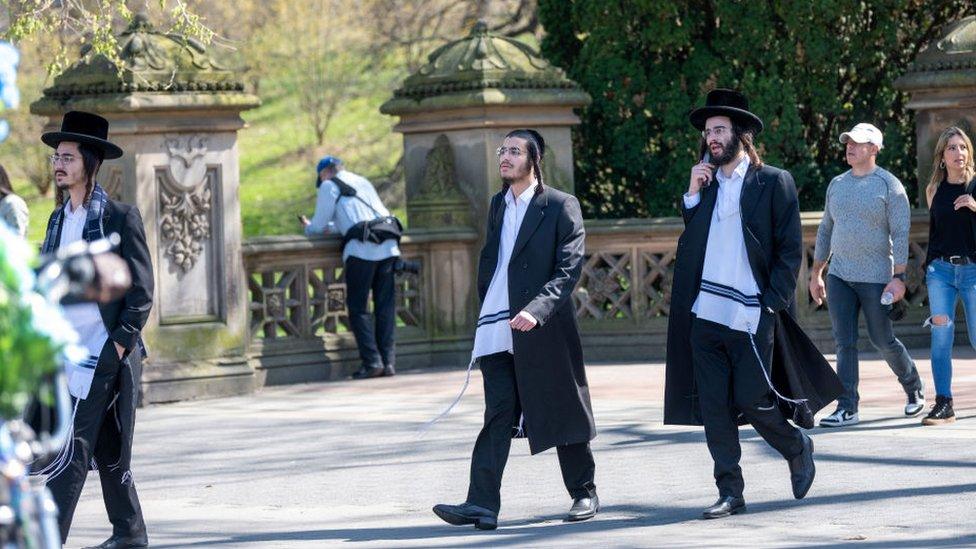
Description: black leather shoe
82,534,149,549
351,365,384,379
432,502,498,530
566,494,599,521
788,432,816,499
702,495,745,519
383,364,396,377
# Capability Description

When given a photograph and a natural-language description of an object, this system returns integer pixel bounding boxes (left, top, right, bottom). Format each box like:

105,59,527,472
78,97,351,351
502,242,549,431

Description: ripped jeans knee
924,314,953,329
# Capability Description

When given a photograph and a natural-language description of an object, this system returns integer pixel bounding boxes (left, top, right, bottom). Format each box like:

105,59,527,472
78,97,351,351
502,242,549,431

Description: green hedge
538,1,975,217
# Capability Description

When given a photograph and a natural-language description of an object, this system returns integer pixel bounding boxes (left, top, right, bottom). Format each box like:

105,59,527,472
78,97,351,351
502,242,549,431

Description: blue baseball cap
316,155,341,173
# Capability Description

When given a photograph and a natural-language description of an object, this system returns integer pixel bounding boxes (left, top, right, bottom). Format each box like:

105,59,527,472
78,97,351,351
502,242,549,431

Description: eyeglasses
495,146,524,158
701,126,730,139
49,154,78,166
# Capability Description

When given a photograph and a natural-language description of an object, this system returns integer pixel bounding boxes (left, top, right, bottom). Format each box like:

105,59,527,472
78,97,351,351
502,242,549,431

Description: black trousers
345,256,397,369
48,341,146,543
466,352,596,513
690,317,804,499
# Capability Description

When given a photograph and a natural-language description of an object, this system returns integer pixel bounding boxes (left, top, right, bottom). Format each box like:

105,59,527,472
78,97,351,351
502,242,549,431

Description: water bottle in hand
880,291,895,306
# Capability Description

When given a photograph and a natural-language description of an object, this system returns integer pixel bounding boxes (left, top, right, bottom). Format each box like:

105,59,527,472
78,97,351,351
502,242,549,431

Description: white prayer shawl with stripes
59,201,108,399
472,182,538,359
421,181,543,434
688,156,763,334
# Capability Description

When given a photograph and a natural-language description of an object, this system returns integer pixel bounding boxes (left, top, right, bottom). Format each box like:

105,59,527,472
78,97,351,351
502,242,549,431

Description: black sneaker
922,395,955,425
905,389,925,417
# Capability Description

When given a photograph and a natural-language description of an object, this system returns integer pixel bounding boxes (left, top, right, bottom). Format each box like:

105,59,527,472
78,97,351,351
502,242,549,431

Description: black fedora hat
689,88,764,135
41,111,123,159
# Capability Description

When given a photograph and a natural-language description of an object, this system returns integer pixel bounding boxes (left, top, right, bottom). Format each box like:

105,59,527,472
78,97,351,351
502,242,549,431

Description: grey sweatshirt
813,166,911,284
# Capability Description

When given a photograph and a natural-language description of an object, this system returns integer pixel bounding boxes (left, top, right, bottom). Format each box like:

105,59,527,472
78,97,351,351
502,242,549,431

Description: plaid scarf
41,183,108,254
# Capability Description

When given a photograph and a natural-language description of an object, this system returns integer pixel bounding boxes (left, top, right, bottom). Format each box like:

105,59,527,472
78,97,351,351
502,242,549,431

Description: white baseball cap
840,123,883,149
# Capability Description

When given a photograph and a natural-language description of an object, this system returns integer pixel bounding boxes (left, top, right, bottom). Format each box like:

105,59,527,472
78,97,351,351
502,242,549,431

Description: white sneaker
819,408,859,427
905,389,925,417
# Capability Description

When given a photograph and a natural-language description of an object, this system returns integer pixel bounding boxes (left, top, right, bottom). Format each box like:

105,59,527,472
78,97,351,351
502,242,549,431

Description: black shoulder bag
331,176,404,247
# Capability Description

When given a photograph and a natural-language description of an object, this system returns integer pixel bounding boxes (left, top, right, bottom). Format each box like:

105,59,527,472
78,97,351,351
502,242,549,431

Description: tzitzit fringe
30,399,80,482
747,327,808,406
419,357,477,435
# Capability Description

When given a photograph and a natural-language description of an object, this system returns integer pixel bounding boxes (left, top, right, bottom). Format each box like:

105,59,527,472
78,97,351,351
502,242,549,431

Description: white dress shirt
684,156,763,334
472,182,538,358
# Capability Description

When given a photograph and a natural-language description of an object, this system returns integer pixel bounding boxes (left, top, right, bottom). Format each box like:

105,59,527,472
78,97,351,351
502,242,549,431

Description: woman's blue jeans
926,259,976,398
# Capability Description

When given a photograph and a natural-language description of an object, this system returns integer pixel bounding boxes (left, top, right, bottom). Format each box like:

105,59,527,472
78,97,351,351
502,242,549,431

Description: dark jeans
691,317,804,499
826,274,922,412
47,341,146,544
466,352,596,513
345,256,397,370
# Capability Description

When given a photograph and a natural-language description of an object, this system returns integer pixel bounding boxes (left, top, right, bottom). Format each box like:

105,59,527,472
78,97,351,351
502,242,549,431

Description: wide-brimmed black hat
689,88,764,135
41,111,123,159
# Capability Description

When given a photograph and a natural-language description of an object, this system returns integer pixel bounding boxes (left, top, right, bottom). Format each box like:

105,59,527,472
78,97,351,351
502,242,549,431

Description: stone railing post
31,14,260,402
895,15,976,206
380,20,590,336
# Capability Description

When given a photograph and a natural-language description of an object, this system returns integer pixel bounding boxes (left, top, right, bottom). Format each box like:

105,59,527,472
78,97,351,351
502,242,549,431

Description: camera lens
393,258,421,275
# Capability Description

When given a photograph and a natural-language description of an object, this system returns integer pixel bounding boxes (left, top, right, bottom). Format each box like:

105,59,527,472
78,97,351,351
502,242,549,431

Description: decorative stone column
894,15,976,206
380,21,591,235
31,15,260,402
380,22,590,339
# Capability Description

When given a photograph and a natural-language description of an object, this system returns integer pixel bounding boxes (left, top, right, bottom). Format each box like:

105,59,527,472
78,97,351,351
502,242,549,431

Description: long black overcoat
664,164,842,427
46,197,154,474
478,185,596,455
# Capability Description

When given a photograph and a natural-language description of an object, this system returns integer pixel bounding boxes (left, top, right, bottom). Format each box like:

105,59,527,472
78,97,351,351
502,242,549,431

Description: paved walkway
68,349,976,548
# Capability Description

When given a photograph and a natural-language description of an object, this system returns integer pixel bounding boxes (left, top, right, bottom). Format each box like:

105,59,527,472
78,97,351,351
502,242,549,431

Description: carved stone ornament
389,20,579,100
895,16,976,90
166,136,209,190
38,12,244,100
159,135,212,274
380,20,590,115
102,167,124,201
414,134,465,201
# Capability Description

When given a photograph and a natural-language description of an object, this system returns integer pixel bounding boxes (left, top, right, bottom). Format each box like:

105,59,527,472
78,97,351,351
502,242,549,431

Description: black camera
393,258,421,275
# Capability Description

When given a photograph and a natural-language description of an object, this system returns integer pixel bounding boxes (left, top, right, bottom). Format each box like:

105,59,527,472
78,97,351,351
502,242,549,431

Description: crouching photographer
300,156,417,379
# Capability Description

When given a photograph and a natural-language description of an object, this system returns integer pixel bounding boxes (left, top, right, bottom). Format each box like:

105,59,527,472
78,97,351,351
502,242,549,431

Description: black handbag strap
966,176,976,197
331,176,387,221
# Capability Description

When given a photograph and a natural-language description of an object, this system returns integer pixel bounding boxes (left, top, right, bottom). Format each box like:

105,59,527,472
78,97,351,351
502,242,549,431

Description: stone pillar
31,15,260,402
380,21,591,236
380,22,590,338
894,15,976,206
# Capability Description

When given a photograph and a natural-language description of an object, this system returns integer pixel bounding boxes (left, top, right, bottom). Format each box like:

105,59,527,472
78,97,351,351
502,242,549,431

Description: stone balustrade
243,212,945,385
243,228,478,384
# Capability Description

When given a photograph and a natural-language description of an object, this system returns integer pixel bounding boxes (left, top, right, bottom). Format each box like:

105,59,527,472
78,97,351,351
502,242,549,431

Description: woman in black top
922,126,976,425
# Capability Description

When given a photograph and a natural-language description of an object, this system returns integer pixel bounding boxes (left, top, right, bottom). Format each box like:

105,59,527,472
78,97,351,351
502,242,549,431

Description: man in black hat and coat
39,111,153,548
664,89,829,519
432,129,598,530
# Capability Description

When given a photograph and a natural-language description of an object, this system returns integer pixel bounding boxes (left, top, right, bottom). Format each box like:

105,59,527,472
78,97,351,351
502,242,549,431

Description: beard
500,162,531,185
54,171,72,189
710,134,742,166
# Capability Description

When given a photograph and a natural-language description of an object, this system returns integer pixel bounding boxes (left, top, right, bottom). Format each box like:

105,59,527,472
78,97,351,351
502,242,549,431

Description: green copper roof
33,13,257,112
381,21,589,114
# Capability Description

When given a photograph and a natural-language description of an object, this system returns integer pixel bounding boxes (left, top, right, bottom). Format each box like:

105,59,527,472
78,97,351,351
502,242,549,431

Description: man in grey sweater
810,123,925,427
